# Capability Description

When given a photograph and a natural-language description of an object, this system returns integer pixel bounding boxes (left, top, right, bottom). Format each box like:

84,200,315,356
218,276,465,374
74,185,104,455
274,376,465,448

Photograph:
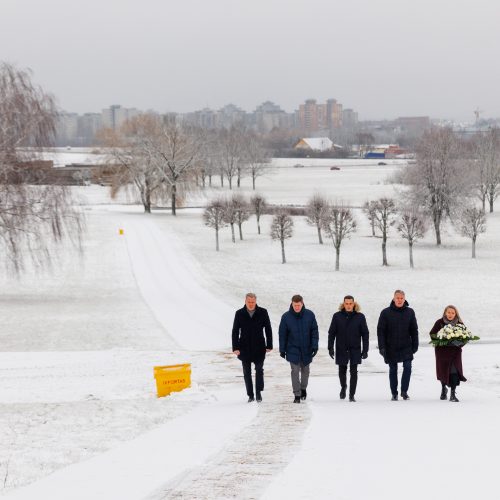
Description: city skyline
2,0,499,122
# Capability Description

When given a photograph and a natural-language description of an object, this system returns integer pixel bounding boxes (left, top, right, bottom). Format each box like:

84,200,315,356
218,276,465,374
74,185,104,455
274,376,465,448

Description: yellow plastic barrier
154,364,191,397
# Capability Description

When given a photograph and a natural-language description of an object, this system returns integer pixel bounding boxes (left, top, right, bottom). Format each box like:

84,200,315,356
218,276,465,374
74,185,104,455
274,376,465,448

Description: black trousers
339,363,358,396
241,360,264,397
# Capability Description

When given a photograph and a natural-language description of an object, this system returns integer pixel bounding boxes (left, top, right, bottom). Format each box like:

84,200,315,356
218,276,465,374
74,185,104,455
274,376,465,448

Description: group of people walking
232,290,467,403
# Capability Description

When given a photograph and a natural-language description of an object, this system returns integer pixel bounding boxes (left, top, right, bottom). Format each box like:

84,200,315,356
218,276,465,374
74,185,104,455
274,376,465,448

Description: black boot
256,392,262,402
248,396,255,402
401,392,410,400
349,394,356,402
301,389,307,400
391,393,398,401
293,396,301,404
340,386,347,400
440,384,448,400
450,389,459,402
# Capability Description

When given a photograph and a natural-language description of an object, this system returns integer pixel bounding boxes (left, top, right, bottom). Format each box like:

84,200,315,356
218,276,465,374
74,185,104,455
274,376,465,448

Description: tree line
203,126,498,269
101,118,270,214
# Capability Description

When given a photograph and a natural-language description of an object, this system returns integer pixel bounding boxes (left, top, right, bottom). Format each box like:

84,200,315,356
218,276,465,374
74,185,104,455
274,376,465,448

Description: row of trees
203,189,488,270
103,119,270,214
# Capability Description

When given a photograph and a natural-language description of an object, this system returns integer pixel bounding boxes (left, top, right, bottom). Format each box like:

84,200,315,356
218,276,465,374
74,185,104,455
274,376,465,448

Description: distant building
298,98,350,134
55,112,79,146
395,116,430,134
342,108,358,128
101,105,140,130
294,137,334,152
253,101,291,133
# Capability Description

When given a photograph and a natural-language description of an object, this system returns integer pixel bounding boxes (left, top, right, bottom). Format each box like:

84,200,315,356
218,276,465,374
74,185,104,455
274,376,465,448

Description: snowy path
123,215,235,351
146,380,311,500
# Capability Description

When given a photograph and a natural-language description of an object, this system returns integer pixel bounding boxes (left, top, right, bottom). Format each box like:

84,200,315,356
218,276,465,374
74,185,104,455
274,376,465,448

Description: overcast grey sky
1,0,499,120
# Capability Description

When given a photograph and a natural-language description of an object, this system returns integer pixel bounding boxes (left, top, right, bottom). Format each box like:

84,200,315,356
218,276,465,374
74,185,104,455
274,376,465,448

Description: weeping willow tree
0,62,84,272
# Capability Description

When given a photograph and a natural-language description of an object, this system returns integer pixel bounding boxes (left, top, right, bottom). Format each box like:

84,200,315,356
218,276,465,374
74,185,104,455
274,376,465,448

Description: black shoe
293,396,301,404
340,387,347,400
440,386,448,400
349,395,356,402
256,392,262,402
450,390,459,402
248,396,255,403
391,393,398,401
401,392,410,400
301,389,307,400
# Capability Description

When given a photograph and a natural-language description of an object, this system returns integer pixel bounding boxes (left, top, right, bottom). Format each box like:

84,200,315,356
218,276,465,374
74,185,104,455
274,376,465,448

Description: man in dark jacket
328,295,369,402
377,290,419,401
232,293,273,402
279,295,319,403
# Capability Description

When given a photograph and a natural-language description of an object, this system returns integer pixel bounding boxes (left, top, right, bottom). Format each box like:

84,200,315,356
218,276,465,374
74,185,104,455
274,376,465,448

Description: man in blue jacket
279,295,319,403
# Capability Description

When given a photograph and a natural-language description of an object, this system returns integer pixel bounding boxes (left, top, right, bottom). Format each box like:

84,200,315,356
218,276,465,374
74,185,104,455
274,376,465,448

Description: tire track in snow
146,380,311,500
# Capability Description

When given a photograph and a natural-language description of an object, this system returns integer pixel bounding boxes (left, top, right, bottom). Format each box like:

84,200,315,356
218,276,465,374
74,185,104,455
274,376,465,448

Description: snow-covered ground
1,160,499,499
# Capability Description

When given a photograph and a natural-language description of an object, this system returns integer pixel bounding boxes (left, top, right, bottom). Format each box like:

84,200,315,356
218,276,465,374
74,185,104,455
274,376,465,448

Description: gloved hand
379,348,386,357
311,349,318,358
362,352,368,359
280,352,286,359
329,349,335,359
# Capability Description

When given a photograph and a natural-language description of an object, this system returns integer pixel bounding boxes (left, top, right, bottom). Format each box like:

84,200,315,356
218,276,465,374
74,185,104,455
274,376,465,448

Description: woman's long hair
442,305,462,324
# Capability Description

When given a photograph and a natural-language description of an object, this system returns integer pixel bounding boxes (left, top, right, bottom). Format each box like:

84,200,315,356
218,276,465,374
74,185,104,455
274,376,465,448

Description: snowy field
1,160,499,499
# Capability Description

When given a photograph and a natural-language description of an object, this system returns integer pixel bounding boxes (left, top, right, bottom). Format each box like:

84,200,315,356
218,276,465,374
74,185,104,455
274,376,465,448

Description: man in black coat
232,293,273,402
377,290,419,401
328,295,369,402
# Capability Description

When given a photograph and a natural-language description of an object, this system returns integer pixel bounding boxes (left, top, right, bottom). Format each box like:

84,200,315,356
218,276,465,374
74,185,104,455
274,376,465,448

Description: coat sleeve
361,314,369,354
231,311,240,351
410,310,419,353
310,313,319,350
429,319,442,337
377,310,387,351
264,309,273,350
327,315,336,351
278,315,288,353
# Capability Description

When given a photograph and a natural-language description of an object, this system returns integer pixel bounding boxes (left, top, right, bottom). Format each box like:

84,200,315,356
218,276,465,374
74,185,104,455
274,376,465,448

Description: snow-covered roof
300,137,333,151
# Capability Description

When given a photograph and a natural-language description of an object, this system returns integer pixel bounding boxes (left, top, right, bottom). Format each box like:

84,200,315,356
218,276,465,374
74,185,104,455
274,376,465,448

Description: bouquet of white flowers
430,323,480,347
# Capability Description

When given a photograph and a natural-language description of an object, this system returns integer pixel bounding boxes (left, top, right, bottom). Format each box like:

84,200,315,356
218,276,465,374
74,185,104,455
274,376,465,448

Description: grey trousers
290,362,310,396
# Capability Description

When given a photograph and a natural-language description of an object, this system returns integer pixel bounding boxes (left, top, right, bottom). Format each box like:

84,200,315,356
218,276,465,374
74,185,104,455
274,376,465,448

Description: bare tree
371,197,397,266
474,129,500,213
223,197,237,243
102,116,167,213
244,132,270,190
203,198,227,251
219,126,244,189
231,193,250,240
362,200,377,236
397,209,427,268
306,194,328,244
321,202,357,271
270,209,293,264
456,205,486,258
151,120,204,215
408,127,469,245
0,62,84,272
250,193,267,235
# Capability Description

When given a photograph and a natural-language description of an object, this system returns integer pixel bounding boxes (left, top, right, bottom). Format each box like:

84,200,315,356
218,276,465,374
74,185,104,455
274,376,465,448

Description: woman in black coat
232,293,273,402
328,295,369,402
429,305,467,402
